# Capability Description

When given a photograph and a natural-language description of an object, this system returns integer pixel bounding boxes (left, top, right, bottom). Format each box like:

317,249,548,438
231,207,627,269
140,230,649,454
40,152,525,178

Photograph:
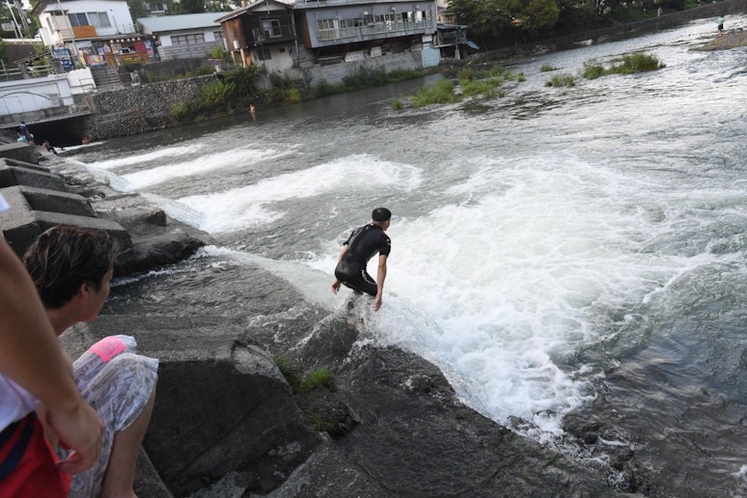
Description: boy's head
23,225,115,309
371,207,392,223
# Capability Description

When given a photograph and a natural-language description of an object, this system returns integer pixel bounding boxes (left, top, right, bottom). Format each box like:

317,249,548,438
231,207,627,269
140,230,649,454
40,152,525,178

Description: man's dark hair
371,207,392,223
22,225,115,309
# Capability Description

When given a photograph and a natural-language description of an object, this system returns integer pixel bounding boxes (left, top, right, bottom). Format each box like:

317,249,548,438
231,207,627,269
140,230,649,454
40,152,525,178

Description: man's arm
373,254,387,311
331,244,348,294
0,238,102,474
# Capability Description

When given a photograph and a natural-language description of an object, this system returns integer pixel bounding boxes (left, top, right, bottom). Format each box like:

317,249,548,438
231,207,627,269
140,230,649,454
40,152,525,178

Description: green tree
126,0,148,20
448,0,560,41
502,0,559,33
180,0,205,14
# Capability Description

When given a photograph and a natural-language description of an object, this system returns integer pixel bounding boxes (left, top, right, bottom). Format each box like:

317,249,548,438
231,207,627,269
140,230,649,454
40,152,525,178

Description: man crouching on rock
332,207,392,311
23,225,158,498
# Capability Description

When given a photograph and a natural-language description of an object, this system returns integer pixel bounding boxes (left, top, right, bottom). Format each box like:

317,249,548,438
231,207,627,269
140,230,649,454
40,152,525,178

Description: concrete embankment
0,145,210,272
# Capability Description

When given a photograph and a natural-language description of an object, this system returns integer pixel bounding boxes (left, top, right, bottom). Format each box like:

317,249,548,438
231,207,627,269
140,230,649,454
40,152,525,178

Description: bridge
0,64,97,145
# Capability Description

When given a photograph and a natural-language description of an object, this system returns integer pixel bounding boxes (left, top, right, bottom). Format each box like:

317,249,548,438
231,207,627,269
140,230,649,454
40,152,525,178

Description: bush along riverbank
394,51,665,106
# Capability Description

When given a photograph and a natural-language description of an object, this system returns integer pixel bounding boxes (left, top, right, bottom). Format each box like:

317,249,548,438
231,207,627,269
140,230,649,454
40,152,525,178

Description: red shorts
0,412,70,497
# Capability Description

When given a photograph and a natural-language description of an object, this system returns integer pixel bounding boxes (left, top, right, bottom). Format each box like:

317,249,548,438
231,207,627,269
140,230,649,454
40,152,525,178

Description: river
62,15,747,496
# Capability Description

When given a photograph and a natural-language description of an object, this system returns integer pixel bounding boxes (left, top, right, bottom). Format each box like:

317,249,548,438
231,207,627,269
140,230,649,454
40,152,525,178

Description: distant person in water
332,207,392,311
42,139,58,155
81,137,90,145
716,15,724,36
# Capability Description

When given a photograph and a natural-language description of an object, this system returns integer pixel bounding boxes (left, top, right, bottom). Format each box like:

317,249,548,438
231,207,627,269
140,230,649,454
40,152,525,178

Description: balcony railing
318,18,433,41
251,24,295,44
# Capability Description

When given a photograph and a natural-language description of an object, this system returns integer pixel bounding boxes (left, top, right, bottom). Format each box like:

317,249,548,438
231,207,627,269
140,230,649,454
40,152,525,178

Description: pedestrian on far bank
657,7,662,17
716,15,725,37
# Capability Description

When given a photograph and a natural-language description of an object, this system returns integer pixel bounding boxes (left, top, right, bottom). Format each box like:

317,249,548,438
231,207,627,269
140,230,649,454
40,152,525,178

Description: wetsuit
335,223,391,296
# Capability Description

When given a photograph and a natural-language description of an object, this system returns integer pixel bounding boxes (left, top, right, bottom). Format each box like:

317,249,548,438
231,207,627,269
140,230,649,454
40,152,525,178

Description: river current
62,16,747,496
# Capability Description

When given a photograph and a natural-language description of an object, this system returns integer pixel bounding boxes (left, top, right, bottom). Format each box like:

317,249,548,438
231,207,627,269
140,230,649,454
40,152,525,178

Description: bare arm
373,254,387,311
331,244,348,294
0,238,102,474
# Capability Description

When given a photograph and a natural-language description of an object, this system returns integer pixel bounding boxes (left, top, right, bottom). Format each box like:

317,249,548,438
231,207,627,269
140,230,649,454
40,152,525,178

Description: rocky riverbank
11,154,658,497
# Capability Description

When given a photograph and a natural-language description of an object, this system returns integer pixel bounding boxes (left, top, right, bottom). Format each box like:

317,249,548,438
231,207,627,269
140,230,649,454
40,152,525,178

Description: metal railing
319,18,434,41
0,62,57,81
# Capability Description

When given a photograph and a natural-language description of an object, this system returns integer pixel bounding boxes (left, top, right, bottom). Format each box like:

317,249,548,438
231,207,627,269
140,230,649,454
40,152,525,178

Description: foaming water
88,143,205,170
66,17,747,485
120,146,293,191
173,154,422,233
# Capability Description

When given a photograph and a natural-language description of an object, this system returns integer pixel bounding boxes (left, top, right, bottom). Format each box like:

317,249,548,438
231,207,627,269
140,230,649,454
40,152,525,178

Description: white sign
1,22,15,32
344,50,365,62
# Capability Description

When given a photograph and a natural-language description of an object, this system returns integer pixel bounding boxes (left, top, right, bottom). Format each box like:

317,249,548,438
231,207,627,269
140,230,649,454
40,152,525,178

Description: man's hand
331,279,341,294
48,399,103,474
373,294,382,311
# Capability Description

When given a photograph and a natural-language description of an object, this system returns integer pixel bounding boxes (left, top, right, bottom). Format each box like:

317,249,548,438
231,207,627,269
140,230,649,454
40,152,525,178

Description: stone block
0,185,131,258
0,142,40,164
18,185,97,217
0,163,67,191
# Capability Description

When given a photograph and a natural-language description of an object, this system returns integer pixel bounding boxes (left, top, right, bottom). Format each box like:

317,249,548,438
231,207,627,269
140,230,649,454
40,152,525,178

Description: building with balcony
216,0,297,73
217,0,440,81
31,0,156,68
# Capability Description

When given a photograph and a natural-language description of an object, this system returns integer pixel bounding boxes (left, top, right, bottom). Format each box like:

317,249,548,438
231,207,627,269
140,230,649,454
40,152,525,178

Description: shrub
301,367,335,392
582,53,664,79
224,66,261,97
311,79,341,98
545,73,576,87
200,80,236,106
460,67,475,82
617,53,663,73
540,64,556,72
285,87,302,104
582,59,605,79
392,98,403,110
410,78,457,107
462,78,500,98
170,101,207,120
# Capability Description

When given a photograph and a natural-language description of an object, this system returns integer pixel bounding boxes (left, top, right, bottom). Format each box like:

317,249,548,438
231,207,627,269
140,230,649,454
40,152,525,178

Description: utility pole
5,0,22,37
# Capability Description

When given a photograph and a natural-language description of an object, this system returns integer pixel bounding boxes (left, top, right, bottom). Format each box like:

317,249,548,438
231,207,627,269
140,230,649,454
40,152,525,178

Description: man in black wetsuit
331,207,391,311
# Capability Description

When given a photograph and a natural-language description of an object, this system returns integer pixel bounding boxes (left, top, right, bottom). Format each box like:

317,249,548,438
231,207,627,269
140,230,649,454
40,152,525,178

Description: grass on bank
542,52,663,87
582,53,664,79
405,64,524,108
274,356,348,436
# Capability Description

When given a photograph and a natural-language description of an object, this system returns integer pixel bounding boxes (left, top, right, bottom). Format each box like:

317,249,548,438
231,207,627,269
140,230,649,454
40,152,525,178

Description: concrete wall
301,50,425,86
84,75,213,139
0,75,75,115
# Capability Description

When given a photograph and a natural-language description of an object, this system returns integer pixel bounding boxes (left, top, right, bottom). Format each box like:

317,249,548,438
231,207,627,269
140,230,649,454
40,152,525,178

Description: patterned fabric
64,335,158,498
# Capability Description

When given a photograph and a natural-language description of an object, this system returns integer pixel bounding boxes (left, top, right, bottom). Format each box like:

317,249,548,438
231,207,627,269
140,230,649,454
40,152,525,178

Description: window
317,18,357,40
67,12,110,27
261,19,281,38
214,30,224,43
172,33,206,45
89,13,111,28
68,13,88,26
